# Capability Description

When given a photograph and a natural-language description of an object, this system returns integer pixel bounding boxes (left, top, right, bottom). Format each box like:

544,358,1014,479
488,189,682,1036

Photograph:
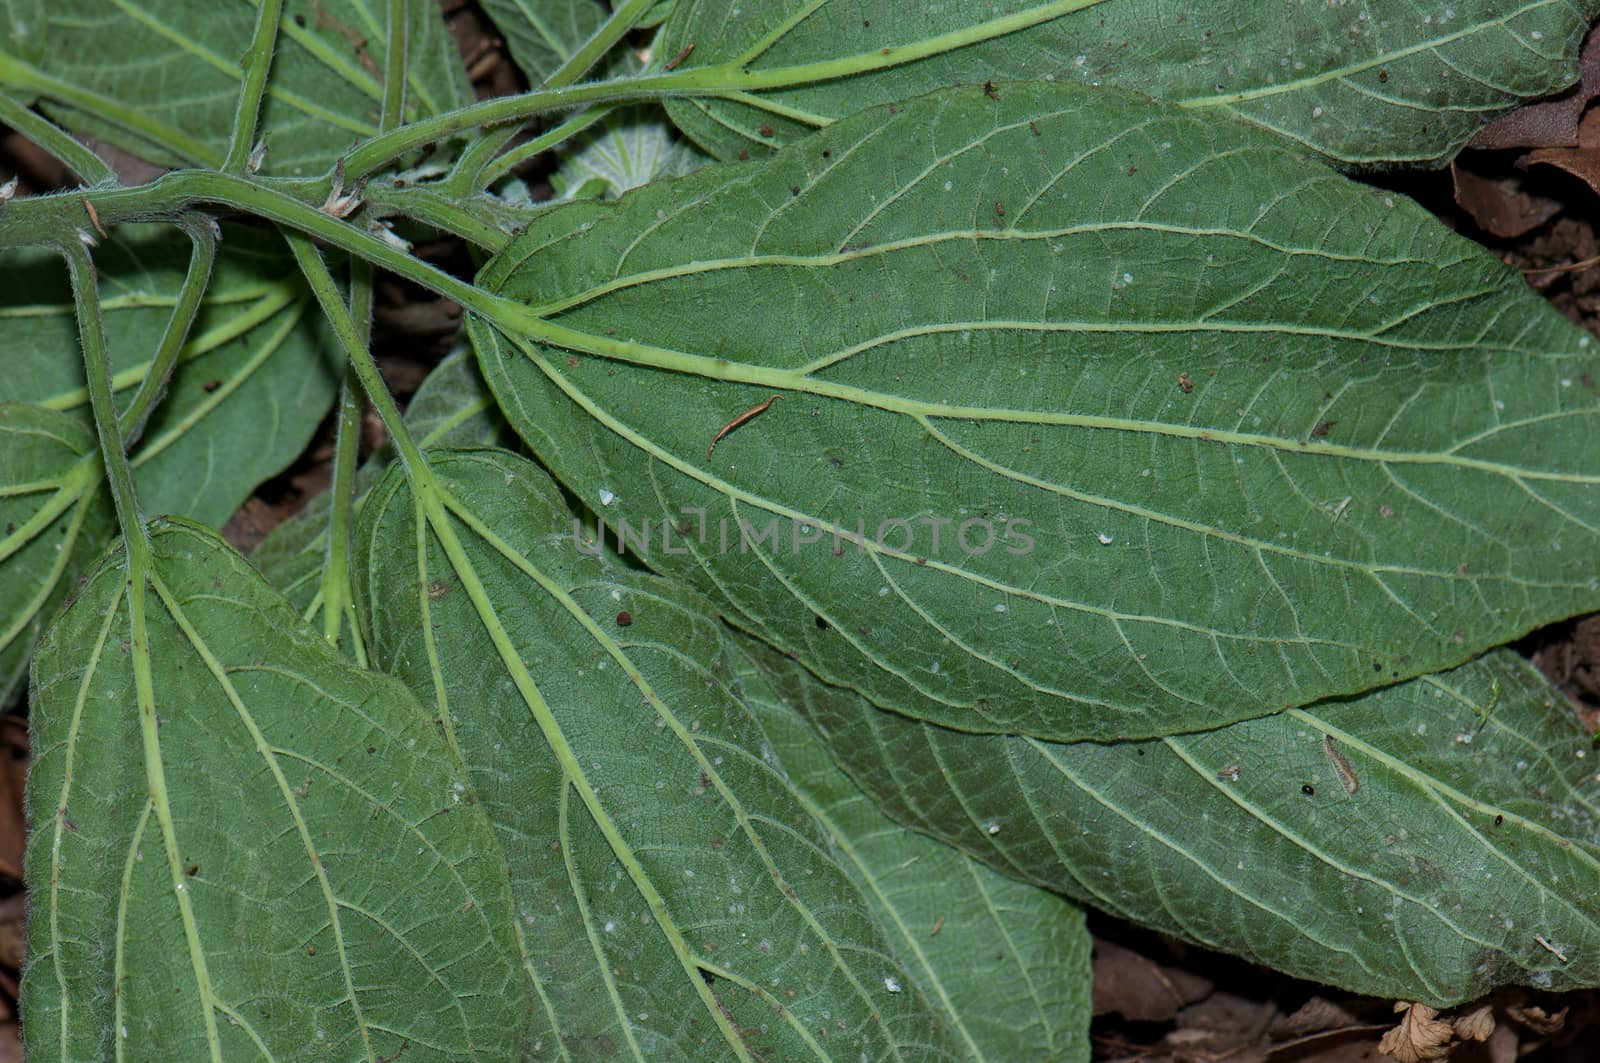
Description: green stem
442,126,522,194
0,93,116,186
341,0,1105,179
282,232,429,478
223,0,285,171
63,240,149,566
450,0,641,197
381,0,409,133
478,105,614,188
319,265,367,651
545,0,656,89
0,52,221,167
358,183,510,251
119,217,219,446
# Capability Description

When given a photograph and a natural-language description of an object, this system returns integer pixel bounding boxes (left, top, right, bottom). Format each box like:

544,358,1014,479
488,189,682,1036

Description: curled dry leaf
1450,1005,1495,1043
1380,1002,1456,1063
1504,1003,1569,1036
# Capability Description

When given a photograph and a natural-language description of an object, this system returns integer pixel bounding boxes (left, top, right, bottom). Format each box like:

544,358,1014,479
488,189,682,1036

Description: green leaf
659,0,1600,167
0,226,335,705
552,106,714,200
23,518,530,1061
253,347,512,620
472,81,1600,741
0,0,469,172
737,642,1092,1062
357,447,961,1060
791,648,1600,1005
0,406,113,706
478,0,607,85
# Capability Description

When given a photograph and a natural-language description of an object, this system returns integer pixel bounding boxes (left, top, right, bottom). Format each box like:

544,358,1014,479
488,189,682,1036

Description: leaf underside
0,225,335,706
474,80,1600,742
358,447,960,1061
661,0,1600,167
23,519,529,1061
737,641,1092,1062
0,0,468,171
787,647,1600,1006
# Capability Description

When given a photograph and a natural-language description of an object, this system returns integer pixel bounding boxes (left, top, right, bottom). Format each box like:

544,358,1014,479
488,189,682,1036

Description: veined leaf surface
474,82,1600,741
0,406,112,706
0,0,469,172
787,648,1600,1005
0,226,334,705
660,0,1600,166
738,643,1092,1062
22,518,530,1061
357,447,957,1060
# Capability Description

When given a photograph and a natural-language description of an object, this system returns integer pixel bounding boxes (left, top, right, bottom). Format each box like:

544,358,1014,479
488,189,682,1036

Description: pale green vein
380,473,757,1060
1159,735,1517,959
437,479,896,1052
49,581,124,1057
511,323,1600,486
112,800,155,1063
513,338,1387,656
528,222,1451,319
557,781,647,1062
105,0,376,136
1028,737,1389,981
1177,0,1559,107
127,566,224,1062
150,570,378,1063
0,489,94,656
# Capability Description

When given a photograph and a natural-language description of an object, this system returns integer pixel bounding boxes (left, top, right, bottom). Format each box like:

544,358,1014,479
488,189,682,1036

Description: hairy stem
223,0,285,171
478,105,614,188
381,0,409,133
119,217,219,446
0,93,115,186
342,0,1104,179
63,240,150,566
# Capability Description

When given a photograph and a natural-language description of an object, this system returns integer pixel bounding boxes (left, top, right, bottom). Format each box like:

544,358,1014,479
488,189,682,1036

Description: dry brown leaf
1504,1002,1568,1036
1451,161,1563,239
1471,25,1600,150
1378,1002,1455,1063
1090,939,1213,1022
1270,996,1362,1037
1450,1005,1494,1043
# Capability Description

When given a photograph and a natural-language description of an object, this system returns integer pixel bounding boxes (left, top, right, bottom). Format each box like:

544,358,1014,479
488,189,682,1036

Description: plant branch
478,105,614,188
63,239,149,567
341,0,1106,180
0,54,221,168
381,0,409,133
119,217,219,446
546,0,656,89
318,258,370,659
223,0,285,171
282,232,429,478
0,93,116,186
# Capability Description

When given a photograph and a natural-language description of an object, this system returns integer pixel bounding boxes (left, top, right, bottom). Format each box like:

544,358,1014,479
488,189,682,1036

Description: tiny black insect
1301,784,1315,796
1494,814,1504,826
